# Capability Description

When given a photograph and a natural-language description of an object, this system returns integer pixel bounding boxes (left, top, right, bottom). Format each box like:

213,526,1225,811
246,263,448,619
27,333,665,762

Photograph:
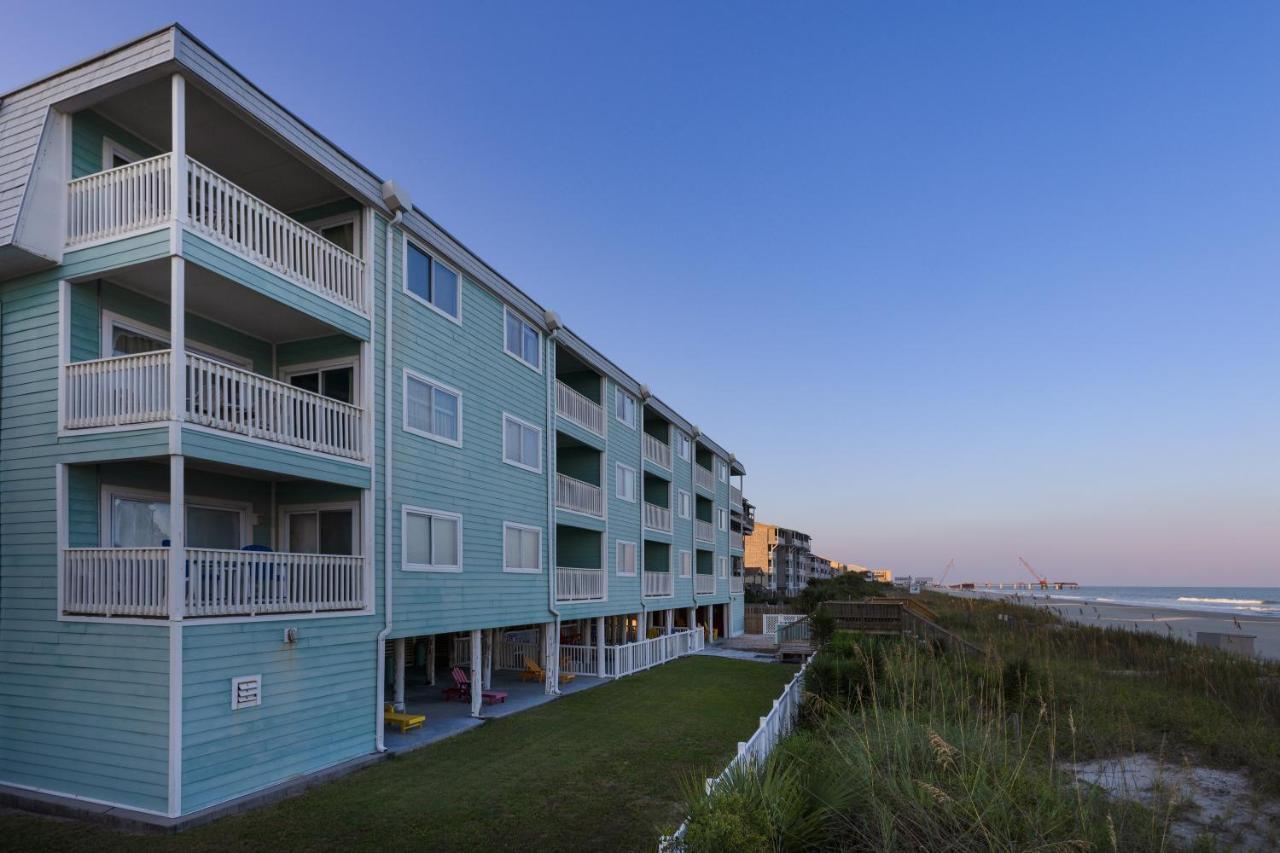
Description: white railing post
171,74,187,227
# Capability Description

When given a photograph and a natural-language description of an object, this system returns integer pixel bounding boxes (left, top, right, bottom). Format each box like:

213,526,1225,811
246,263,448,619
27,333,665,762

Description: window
614,390,637,428
102,138,140,170
717,508,728,531
674,432,690,461
677,489,691,519
405,240,460,320
680,550,692,578
283,505,357,555
502,414,542,472
404,371,461,445
616,463,637,502
616,540,637,576
718,556,728,578
718,460,728,483
403,507,461,572
102,313,251,367
503,307,542,371
285,362,355,404
308,213,359,255
503,523,542,573
104,488,247,550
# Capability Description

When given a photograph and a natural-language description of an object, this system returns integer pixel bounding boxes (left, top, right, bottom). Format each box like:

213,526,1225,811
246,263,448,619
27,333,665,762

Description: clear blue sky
7,2,1278,585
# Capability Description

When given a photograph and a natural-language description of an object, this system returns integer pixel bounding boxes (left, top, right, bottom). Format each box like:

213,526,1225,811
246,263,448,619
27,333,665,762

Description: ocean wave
1177,596,1269,605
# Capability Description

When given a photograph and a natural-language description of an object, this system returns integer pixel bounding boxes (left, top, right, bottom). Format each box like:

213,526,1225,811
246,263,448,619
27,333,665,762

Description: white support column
595,617,606,678
482,629,493,689
688,606,697,633
171,73,187,226
166,451,184,817
543,620,560,695
393,638,406,711
666,608,675,634
469,628,483,718
633,612,642,643
426,635,436,686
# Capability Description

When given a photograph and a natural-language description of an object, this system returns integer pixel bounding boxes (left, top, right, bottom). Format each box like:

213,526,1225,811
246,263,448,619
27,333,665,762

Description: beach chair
383,703,425,733
443,665,508,704
522,655,575,684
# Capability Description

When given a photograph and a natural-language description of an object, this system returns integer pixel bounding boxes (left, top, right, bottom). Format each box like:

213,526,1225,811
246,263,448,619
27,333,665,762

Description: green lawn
5,655,795,853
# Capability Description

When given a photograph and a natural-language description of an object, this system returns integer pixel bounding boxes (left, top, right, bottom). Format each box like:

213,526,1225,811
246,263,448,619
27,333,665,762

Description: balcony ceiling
91,78,349,214
91,258,343,343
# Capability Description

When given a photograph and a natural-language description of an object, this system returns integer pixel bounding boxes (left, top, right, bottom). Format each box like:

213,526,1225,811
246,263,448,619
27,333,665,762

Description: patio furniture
522,655,575,684
442,666,508,704
383,704,425,733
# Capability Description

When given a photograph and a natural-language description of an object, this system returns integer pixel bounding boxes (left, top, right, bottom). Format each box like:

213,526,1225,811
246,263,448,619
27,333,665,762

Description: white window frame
718,508,728,532
679,549,692,578
100,486,252,549
718,459,728,483
502,522,543,574
278,501,360,555
718,556,728,578
403,235,463,324
401,505,463,573
101,312,252,368
279,356,360,404
614,389,637,429
674,432,690,461
677,489,691,520
501,412,543,473
305,211,361,257
615,463,637,503
615,539,638,576
102,137,141,170
403,368,463,447
502,306,543,373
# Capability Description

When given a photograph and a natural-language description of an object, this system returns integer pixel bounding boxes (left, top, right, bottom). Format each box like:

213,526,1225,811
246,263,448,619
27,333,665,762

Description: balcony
643,433,671,469
556,566,606,602
695,574,716,595
694,464,714,492
731,531,744,550
555,380,604,436
695,519,714,542
62,351,365,460
644,502,672,533
66,155,368,315
556,473,603,517
644,571,674,597
61,547,366,618
730,484,742,508
731,576,744,595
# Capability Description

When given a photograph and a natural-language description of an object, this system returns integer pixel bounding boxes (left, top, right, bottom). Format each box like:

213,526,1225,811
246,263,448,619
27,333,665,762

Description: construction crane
1019,556,1049,590
938,558,956,587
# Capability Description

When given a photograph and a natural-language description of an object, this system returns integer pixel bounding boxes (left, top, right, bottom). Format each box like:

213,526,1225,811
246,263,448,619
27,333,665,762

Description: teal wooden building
0,25,749,821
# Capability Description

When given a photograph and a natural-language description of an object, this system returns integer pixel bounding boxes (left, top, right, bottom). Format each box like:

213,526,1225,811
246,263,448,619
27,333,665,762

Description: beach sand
944,589,1280,662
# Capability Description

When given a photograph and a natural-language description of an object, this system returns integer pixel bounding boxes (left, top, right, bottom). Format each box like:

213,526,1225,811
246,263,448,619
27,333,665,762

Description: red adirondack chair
442,665,507,705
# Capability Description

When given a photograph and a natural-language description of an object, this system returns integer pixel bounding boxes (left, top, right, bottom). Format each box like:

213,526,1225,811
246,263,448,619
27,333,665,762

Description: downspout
544,312,562,693
637,386,651,639
375,190,407,752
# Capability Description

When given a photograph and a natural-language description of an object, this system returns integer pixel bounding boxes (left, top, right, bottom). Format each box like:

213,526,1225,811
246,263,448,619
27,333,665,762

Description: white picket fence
62,547,168,617
607,628,704,678
662,652,815,850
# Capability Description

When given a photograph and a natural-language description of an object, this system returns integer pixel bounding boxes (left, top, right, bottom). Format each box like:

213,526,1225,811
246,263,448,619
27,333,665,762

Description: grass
2,656,797,853
679,595,1280,851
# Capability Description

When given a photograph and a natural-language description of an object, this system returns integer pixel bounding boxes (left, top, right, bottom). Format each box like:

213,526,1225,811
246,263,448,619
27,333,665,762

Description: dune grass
2,655,796,853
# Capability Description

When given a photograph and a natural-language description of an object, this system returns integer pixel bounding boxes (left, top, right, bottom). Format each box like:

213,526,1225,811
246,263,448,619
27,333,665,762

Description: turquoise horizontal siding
179,427,370,489
0,268,170,814
182,231,369,341
71,110,160,179
63,228,172,279
605,383,641,614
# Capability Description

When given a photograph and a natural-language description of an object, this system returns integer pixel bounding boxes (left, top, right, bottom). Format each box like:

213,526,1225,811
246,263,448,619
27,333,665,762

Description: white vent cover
231,675,262,710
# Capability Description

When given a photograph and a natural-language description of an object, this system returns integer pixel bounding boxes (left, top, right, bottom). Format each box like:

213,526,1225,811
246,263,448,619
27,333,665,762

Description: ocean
965,586,1280,617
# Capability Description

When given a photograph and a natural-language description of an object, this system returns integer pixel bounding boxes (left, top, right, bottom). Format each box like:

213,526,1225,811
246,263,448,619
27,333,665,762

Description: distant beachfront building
744,523,812,596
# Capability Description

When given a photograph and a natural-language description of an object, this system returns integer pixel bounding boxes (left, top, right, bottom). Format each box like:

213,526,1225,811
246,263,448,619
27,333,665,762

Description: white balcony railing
644,571,674,597
694,464,714,492
731,576,744,595
556,566,606,602
695,519,714,542
556,473,603,517
731,531,744,550
62,351,365,460
65,156,367,314
61,547,366,618
555,380,604,436
696,573,716,595
643,433,671,469
730,484,742,508
185,549,365,617
644,502,672,532
67,153,172,246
